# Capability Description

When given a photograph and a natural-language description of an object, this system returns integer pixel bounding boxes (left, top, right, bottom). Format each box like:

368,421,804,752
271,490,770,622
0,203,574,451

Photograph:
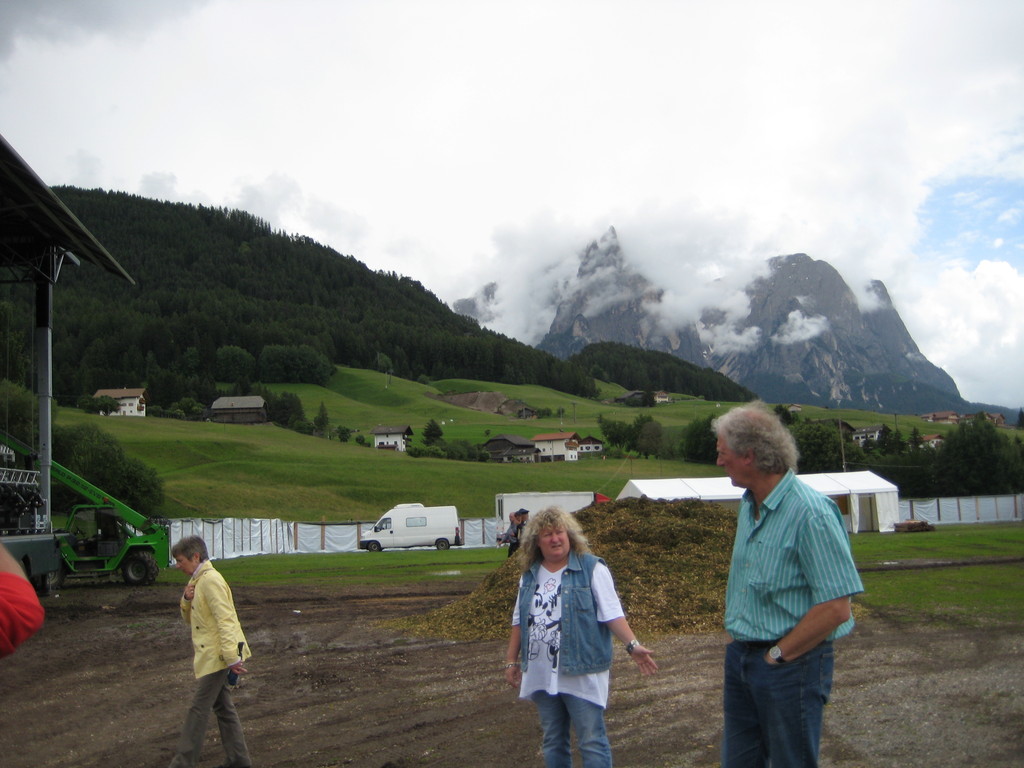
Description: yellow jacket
181,561,251,678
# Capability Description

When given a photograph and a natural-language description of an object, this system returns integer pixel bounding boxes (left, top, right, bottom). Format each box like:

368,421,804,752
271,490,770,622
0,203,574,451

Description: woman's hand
503,662,522,688
630,644,658,675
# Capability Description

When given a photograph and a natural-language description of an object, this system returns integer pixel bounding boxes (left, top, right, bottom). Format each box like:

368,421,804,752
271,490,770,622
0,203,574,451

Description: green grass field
183,522,1024,629
852,523,1024,625
56,365,964,523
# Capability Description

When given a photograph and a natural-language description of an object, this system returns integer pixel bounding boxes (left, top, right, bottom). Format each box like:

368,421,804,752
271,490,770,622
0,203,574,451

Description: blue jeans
531,691,612,768
722,640,835,768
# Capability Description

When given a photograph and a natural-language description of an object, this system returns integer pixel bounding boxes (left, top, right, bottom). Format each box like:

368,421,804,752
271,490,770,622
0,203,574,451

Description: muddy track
1,578,1022,768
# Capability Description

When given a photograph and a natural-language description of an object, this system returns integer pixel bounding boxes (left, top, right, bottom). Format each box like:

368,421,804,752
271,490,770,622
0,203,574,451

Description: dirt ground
2,575,1022,768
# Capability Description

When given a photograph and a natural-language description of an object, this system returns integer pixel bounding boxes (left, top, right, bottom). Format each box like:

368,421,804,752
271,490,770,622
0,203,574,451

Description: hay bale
391,498,737,641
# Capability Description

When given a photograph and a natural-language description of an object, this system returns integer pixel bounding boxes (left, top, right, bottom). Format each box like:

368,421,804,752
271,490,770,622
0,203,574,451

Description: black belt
734,639,776,649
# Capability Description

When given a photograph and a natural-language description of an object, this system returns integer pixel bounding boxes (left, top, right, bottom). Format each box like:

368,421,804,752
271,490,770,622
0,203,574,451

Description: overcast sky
2,0,1022,408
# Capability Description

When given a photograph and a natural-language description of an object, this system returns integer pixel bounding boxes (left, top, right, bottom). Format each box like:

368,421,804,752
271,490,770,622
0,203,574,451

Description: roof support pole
34,276,52,528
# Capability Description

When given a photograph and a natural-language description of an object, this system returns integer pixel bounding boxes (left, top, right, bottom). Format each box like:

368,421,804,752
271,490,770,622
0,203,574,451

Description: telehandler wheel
122,551,159,586
48,563,68,591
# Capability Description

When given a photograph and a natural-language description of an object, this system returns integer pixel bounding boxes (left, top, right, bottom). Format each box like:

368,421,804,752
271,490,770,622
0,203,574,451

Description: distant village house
852,424,890,447
921,411,959,424
532,431,581,462
577,435,604,454
920,411,1005,427
209,396,267,424
614,391,646,405
93,387,147,417
483,434,539,463
371,425,413,452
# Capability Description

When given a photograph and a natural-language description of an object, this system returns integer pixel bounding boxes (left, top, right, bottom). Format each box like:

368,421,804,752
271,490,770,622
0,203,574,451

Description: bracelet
503,662,520,669
625,640,640,655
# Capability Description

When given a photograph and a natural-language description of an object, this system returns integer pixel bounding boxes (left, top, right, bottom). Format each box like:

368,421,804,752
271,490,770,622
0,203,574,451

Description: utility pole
837,418,847,472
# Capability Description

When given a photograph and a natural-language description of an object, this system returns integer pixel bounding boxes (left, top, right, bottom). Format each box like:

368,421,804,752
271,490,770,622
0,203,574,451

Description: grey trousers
168,668,251,768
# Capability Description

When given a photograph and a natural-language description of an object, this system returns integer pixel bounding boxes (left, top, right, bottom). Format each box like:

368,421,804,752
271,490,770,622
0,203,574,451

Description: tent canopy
618,471,899,533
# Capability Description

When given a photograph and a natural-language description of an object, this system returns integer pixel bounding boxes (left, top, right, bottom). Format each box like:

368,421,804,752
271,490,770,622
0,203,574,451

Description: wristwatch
625,640,640,655
768,645,786,663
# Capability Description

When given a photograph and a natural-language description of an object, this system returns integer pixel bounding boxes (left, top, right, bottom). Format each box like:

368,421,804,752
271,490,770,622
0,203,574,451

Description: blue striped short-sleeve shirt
725,470,864,642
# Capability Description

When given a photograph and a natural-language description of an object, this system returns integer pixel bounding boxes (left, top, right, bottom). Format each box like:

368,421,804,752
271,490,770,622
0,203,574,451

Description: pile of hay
391,497,737,641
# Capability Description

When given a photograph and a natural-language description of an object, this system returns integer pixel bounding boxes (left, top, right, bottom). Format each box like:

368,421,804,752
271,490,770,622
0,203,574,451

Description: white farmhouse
531,431,581,462
370,425,413,452
93,387,148,417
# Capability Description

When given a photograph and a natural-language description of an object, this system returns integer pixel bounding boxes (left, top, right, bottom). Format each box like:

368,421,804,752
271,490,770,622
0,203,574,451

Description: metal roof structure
0,131,133,285
0,131,134,533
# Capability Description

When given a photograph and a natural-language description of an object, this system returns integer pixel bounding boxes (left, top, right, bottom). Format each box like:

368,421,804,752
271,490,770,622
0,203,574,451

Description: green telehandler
1,431,169,588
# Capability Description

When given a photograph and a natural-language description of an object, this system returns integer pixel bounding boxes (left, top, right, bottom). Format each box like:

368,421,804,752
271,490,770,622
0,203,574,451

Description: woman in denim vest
503,506,657,768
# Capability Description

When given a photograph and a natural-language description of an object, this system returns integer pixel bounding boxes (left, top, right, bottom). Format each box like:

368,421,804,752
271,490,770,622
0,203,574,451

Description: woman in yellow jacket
169,535,252,768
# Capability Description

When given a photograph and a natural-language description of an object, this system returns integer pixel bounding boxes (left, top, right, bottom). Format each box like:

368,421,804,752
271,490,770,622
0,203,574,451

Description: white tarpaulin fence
169,517,499,562
899,494,1023,525
166,493,1020,563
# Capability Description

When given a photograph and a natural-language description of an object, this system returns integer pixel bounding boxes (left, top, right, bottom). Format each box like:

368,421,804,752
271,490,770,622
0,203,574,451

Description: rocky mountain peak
533,240,962,411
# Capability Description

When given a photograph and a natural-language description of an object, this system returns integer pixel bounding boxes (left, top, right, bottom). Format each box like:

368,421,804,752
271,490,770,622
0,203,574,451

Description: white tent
617,471,899,533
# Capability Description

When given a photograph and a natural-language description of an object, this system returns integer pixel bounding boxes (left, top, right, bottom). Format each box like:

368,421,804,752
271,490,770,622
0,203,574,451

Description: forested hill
572,343,757,402
4,188,748,408
20,187,594,404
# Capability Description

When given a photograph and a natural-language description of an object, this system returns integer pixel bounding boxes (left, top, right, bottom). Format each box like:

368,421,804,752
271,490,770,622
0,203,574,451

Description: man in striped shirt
713,402,864,768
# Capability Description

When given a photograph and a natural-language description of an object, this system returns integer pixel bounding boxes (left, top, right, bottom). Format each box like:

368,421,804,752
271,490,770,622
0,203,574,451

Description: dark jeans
722,640,835,768
168,668,251,768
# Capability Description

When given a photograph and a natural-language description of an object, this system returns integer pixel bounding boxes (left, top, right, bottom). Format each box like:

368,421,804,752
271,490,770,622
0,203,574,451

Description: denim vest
518,551,613,675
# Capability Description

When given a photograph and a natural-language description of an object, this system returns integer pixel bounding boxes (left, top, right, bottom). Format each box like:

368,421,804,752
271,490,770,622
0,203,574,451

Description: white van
359,503,460,551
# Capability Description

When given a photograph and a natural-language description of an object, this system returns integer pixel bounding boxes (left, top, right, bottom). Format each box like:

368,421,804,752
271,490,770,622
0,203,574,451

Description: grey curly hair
711,400,799,474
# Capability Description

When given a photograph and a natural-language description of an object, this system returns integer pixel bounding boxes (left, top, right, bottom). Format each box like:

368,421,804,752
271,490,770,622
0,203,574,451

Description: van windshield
375,518,392,532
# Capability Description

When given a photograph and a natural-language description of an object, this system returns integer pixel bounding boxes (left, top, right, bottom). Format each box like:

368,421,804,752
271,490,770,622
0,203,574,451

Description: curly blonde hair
515,506,591,571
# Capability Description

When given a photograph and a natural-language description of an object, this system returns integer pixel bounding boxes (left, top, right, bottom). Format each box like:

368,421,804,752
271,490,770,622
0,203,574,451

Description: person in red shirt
0,541,45,657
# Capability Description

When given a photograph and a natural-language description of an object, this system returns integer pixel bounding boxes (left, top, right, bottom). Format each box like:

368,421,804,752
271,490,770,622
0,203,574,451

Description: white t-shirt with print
512,561,624,708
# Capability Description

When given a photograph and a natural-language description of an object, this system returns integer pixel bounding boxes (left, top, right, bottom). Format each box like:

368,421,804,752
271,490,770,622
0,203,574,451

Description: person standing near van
504,506,656,767
499,509,522,557
507,509,529,558
168,535,252,768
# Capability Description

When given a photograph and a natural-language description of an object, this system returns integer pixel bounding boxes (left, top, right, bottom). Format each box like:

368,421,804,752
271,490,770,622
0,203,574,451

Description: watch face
769,646,783,661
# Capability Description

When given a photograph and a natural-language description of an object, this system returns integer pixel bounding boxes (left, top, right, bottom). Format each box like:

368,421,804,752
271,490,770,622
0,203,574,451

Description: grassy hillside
54,366,960,522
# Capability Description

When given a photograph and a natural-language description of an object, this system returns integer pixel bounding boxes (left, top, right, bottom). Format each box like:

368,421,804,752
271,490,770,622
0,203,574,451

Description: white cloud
901,260,1024,406
772,311,831,345
0,0,1023,406
0,0,210,65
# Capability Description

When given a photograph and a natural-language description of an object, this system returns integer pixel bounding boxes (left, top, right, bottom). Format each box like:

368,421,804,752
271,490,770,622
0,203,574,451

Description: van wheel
365,541,382,552
435,539,450,550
